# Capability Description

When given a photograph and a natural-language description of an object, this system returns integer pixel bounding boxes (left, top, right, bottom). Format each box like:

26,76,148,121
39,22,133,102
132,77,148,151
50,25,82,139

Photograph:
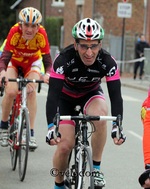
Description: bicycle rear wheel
9,120,18,171
18,108,29,181
75,146,94,189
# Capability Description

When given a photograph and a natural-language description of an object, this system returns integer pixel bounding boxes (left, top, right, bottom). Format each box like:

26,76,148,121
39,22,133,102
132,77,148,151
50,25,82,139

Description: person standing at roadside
134,34,150,80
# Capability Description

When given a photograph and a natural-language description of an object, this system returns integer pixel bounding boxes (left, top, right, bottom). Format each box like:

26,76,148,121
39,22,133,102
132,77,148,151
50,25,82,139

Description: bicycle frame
9,78,29,147
53,107,121,189
0,75,44,182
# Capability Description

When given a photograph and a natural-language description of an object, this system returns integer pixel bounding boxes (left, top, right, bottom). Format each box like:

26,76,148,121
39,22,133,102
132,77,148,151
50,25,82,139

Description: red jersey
4,23,50,70
141,89,150,166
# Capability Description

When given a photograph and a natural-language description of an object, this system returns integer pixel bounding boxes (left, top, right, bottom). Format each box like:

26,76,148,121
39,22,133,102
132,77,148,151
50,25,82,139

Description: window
51,0,64,7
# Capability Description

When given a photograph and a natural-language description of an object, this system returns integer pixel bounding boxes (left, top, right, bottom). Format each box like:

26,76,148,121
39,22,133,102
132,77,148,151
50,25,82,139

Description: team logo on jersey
106,66,116,77
56,66,64,74
67,58,75,67
87,68,100,73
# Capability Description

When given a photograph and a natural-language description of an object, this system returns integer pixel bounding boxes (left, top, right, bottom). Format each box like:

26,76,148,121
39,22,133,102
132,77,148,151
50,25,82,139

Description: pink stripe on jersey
50,68,65,80
83,95,105,114
106,68,120,82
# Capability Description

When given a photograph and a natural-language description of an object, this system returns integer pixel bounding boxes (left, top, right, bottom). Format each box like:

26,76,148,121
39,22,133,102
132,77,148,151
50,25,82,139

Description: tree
0,0,16,43
45,17,63,48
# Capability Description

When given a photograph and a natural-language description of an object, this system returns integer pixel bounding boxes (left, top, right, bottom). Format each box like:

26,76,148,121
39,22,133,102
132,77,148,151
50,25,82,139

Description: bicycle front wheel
76,146,94,189
9,120,18,171
18,108,30,181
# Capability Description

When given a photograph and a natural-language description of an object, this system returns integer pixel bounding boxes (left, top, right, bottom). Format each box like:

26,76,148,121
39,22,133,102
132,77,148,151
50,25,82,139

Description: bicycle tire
75,146,94,189
18,108,29,181
9,120,18,171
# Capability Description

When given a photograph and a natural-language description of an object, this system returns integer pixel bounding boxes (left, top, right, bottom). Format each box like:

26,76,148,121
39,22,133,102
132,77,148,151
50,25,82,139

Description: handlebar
53,109,122,140
8,78,44,83
58,115,117,121
0,77,44,96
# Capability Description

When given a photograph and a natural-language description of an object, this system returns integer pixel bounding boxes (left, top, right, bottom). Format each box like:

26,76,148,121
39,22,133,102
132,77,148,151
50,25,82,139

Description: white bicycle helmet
72,18,104,40
19,7,42,24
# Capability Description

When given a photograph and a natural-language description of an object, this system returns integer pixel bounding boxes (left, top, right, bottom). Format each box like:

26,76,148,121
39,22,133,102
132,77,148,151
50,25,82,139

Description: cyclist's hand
111,121,126,145
0,70,8,86
43,73,50,84
46,128,61,145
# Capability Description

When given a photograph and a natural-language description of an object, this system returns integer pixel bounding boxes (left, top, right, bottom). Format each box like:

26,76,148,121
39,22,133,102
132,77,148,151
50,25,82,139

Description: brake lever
53,107,60,140
116,114,123,137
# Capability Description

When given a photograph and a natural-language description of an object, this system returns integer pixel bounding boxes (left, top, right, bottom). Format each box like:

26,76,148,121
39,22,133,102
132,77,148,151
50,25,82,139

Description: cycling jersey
0,23,52,74
141,90,150,166
46,44,123,124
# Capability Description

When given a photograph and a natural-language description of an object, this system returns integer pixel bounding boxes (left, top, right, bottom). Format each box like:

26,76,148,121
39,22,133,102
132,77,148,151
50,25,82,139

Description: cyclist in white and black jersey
46,18,126,189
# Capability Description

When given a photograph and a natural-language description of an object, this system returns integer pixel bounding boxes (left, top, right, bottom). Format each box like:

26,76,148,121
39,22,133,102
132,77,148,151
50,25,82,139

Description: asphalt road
0,83,147,189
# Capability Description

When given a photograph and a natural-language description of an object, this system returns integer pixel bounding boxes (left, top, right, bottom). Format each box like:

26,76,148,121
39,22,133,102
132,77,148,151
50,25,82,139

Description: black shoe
139,169,150,187
133,75,136,80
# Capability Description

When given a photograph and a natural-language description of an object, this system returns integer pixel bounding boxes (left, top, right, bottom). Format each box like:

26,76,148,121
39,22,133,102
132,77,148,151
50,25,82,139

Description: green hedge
45,17,63,48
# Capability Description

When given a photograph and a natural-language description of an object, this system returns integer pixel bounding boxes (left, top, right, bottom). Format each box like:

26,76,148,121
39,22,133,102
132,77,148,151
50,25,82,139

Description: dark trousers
134,61,144,78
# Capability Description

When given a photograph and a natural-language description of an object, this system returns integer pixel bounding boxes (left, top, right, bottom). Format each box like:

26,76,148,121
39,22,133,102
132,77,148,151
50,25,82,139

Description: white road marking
127,130,142,140
122,95,142,102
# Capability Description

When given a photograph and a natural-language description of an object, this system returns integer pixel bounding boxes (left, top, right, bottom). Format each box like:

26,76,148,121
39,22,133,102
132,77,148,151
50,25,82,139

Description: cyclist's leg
84,93,108,187
53,122,75,186
25,61,41,150
52,94,76,188
0,66,18,146
1,66,18,122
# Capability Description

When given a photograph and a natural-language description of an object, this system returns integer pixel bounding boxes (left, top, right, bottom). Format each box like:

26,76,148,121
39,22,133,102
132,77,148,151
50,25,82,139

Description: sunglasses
77,43,100,51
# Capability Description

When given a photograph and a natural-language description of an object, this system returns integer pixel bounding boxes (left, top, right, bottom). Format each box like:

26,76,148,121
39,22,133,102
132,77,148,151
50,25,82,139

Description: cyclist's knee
58,141,74,155
27,88,36,98
5,88,17,98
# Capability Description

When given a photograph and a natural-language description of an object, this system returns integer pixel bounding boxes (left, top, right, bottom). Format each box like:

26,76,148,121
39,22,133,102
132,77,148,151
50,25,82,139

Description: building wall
145,0,150,42
17,0,145,45
63,0,145,48
93,0,144,36
16,0,64,25
16,0,147,67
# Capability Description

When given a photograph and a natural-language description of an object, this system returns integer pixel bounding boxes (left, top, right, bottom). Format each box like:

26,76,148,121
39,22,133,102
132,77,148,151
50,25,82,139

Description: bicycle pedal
29,148,36,152
94,186,103,189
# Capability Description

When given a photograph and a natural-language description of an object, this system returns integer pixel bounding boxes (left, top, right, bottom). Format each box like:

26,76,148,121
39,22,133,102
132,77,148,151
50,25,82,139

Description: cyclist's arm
106,79,123,119
0,50,12,72
42,53,52,74
46,76,64,125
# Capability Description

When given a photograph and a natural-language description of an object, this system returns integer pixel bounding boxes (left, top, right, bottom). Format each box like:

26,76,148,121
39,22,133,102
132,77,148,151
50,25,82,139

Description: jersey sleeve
46,54,65,125
38,26,50,55
104,54,123,119
107,79,123,119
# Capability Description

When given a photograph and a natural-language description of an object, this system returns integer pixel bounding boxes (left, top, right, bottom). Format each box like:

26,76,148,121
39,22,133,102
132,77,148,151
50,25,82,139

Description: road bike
53,106,122,189
0,68,43,181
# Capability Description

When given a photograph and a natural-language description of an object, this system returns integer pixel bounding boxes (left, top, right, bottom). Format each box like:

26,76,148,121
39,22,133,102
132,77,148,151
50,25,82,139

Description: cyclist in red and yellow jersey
139,89,150,189
0,7,52,149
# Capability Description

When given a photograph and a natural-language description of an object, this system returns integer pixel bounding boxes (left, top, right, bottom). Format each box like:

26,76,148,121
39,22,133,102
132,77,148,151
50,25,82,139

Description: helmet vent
87,18,91,23
87,25,91,32
27,15,29,22
94,34,99,39
86,35,92,38
79,33,85,38
33,16,35,23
